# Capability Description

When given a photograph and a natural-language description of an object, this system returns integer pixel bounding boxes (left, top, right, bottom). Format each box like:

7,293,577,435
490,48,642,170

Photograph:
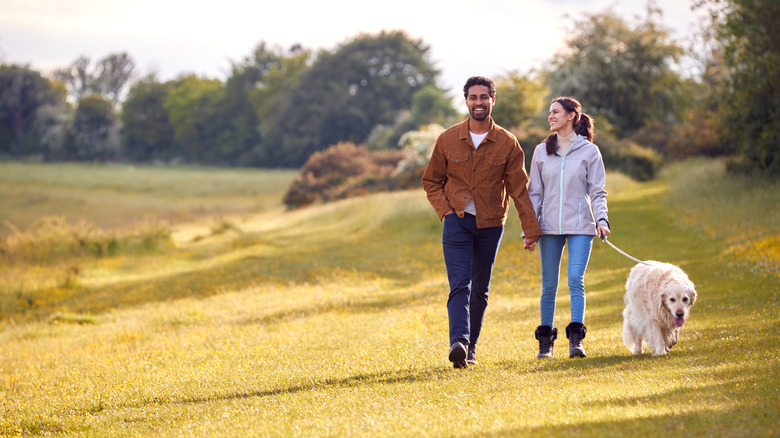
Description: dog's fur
622,261,697,355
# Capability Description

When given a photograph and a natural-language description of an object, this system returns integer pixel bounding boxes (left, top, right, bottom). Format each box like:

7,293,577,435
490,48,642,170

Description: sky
0,0,708,98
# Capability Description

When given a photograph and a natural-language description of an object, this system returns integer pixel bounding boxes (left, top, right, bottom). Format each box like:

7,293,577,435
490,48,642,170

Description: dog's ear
658,290,666,310
689,287,697,307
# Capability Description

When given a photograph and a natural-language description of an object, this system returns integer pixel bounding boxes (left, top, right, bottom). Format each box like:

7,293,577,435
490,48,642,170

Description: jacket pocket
445,152,471,182
485,154,506,167
485,154,507,180
447,152,470,165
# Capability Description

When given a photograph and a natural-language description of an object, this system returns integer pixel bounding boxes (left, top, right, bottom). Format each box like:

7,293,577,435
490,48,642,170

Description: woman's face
548,101,575,133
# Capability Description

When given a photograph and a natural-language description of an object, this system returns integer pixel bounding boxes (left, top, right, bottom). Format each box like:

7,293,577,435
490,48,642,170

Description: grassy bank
0,161,297,234
0,160,777,437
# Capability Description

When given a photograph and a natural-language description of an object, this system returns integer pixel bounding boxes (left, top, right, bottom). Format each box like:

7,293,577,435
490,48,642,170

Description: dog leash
600,236,648,264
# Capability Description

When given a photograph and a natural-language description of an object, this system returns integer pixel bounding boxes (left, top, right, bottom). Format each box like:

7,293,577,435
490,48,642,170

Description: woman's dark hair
463,76,496,98
544,96,595,155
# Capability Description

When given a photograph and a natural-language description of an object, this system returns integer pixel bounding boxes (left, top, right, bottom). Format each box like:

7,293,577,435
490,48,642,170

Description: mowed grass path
1,162,778,437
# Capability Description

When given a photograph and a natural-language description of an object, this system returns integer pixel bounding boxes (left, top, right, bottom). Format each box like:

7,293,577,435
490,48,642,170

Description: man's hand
523,236,539,252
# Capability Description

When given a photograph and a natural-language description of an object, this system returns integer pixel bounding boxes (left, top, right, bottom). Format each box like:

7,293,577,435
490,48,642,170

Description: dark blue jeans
442,213,504,347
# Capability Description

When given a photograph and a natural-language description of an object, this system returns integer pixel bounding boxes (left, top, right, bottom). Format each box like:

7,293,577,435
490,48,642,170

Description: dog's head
659,280,697,328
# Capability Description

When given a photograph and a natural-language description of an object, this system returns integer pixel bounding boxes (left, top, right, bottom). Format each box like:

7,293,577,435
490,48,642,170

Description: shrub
283,142,406,209
597,133,663,181
394,124,445,189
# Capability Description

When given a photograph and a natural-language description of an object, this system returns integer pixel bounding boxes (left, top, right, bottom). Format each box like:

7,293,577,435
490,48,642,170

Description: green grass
0,161,297,235
0,161,777,437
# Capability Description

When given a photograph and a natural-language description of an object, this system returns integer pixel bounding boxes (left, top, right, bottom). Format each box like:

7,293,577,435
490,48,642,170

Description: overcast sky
0,0,707,98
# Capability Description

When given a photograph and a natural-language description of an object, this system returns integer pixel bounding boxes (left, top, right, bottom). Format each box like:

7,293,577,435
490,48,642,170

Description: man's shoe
466,345,477,366
449,341,468,368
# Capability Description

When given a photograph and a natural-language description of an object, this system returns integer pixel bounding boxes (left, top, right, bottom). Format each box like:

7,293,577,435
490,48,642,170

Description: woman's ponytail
575,112,594,142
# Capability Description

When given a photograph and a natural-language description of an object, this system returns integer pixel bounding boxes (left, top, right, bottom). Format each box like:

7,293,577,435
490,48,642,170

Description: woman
528,96,610,359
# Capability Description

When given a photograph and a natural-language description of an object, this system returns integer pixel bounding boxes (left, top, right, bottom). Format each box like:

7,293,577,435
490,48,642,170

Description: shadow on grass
13,242,439,322
475,369,776,437
495,353,655,373
75,365,463,416
180,366,460,405
240,287,440,326
475,404,775,438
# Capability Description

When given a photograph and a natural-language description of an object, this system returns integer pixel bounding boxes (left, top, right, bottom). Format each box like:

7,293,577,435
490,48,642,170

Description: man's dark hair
463,76,496,98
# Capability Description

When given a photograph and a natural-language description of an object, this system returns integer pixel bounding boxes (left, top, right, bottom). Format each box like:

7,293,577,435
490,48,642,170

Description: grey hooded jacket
528,135,608,236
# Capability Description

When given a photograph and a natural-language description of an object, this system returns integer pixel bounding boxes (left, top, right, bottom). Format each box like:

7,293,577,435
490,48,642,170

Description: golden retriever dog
622,261,697,355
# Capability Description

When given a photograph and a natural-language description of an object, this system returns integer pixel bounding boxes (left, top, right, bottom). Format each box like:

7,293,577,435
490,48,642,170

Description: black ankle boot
566,322,587,358
535,325,557,359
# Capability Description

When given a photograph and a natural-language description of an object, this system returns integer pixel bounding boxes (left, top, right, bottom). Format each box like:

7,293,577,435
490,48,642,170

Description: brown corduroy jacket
421,117,541,237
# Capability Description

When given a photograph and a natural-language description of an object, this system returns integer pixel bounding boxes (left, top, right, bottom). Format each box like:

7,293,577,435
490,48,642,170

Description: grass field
0,160,777,437
0,162,297,235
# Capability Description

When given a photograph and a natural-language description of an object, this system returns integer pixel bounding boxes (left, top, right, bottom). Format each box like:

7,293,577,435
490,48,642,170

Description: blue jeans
442,213,504,347
539,234,593,327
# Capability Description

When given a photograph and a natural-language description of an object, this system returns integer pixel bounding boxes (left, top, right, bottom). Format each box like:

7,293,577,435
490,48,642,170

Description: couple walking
422,76,610,368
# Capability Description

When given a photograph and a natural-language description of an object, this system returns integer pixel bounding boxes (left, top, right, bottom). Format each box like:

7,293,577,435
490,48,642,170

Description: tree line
0,0,777,178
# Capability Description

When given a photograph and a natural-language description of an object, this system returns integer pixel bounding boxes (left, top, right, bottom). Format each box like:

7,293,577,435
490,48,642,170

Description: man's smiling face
466,85,494,122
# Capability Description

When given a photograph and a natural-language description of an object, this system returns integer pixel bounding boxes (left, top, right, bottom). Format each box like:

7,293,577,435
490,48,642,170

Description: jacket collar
568,134,589,153
458,117,497,147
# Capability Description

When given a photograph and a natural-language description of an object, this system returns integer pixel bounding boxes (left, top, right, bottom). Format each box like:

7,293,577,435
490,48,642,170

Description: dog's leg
648,323,667,356
623,319,643,354
664,328,678,352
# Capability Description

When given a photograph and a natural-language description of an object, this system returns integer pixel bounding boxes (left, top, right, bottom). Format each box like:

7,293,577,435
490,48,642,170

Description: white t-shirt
464,131,488,216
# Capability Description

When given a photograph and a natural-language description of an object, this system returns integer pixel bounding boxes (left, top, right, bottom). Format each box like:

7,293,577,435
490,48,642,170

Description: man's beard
471,106,489,121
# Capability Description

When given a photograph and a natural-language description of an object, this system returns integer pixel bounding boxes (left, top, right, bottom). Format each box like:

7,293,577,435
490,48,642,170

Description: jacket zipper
559,155,565,235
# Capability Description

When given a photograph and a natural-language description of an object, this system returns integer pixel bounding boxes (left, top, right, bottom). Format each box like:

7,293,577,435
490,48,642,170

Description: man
422,76,541,368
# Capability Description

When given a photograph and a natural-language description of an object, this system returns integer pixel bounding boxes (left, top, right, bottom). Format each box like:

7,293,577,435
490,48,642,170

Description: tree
409,85,457,127
52,56,91,102
247,43,312,165
68,94,120,161
364,85,456,151
697,0,780,176
121,76,176,162
0,64,70,157
53,53,136,106
92,52,136,106
268,30,440,167
492,71,548,129
163,75,223,162
546,7,685,137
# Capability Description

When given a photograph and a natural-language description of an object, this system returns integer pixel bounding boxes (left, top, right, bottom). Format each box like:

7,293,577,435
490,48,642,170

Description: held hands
523,236,539,252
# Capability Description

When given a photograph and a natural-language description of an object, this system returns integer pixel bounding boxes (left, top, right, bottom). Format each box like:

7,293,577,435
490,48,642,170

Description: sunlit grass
0,161,297,234
662,158,780,277
0,161,777,437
